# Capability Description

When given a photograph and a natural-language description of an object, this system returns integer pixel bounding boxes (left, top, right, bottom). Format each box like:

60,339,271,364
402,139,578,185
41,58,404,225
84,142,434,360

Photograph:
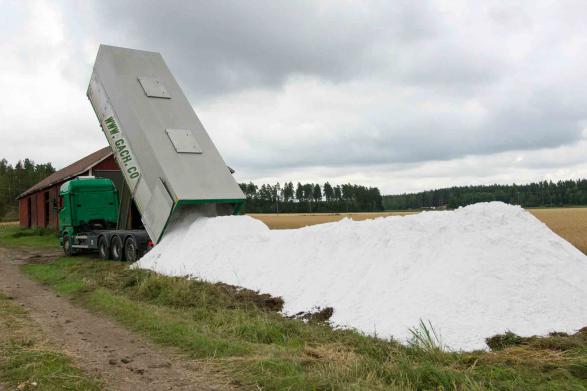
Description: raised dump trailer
59,44,245,260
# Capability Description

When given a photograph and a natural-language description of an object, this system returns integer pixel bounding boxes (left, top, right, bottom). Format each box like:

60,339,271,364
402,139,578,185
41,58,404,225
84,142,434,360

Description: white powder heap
134,202,587,351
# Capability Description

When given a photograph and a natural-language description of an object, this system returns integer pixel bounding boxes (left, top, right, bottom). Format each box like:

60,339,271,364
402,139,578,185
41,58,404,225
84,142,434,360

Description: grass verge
0,225,58,249
21,257,587,390
0,292,102,391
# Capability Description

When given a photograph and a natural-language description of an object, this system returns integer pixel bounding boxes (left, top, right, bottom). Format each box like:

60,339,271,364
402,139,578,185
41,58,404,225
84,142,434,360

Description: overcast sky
2,0,587,194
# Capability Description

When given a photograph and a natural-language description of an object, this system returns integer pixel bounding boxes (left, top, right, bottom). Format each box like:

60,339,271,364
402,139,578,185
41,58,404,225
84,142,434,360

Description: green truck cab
59,177,150,261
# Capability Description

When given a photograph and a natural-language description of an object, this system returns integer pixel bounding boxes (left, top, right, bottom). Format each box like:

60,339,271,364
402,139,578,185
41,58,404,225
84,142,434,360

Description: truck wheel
63,235,76,256
98,236,110,260
110,236,125,262
124,237,140,263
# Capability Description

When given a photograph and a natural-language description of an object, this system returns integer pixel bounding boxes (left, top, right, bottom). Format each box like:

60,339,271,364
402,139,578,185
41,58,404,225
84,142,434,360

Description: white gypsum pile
134,202,587,351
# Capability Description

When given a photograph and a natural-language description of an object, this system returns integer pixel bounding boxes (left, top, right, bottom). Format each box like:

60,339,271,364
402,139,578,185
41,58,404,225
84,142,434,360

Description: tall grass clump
408,319,446,353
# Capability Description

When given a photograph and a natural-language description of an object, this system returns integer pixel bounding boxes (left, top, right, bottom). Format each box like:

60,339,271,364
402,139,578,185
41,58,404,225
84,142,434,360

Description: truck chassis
64,230,151,262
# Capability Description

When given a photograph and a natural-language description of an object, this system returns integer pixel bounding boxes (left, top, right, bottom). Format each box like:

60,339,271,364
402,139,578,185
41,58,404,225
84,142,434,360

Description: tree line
239,182,384,213
382,179,587,210
0,159,56,220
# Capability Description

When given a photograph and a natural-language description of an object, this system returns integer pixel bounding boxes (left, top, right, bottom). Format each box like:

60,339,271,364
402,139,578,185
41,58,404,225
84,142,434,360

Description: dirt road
0,247,236,391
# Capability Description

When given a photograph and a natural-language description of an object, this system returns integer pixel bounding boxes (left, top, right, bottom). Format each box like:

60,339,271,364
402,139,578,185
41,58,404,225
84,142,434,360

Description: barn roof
18,146,236,199
17,147,113,199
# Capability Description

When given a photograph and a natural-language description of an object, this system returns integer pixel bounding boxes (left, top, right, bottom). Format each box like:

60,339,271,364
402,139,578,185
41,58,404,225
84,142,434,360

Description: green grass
21,257,587,390
0,292,102,391
0,225,58,248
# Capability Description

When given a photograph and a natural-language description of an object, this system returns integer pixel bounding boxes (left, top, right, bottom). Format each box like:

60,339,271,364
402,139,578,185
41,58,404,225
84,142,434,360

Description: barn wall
19,198,29,228
35,192,44,227
93,156,118,170
17,157,120,231
29,194,36,228
18,186,61,230
48,185,59,229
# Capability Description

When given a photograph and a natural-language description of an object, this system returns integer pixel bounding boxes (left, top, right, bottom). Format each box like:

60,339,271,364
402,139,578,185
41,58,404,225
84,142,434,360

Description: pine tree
323,182,334,201
295,182,304,201
0,158,56,219
334,185,342,200
303,183,313,202
247,182,258,199
274,182,281,202
283,182,294,202
313,184,322,202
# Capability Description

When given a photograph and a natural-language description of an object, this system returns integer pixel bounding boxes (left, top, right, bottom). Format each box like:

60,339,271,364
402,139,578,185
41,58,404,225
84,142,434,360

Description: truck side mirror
52,198,58,211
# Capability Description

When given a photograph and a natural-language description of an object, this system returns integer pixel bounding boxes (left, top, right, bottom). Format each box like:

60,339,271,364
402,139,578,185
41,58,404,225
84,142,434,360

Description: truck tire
63,235,76,256
124,237,141,263
110,236,125,262
98,236,110,260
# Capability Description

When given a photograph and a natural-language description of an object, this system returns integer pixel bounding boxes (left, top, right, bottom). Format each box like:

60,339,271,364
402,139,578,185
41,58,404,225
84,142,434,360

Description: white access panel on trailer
87,44,245,243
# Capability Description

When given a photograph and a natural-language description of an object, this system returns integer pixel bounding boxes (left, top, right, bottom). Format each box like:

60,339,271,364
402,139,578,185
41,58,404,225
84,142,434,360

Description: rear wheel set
98,236,110,260
108,235,141,262
110,236,124,261
124,237,140,263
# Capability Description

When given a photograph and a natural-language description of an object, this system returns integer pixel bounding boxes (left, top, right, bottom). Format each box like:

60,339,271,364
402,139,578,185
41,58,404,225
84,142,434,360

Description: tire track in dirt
0,247,237,391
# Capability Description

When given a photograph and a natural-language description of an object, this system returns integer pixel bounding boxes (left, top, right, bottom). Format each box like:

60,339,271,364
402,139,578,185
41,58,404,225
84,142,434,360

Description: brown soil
214,282,284,312
291,306,334,323
0,247,237,391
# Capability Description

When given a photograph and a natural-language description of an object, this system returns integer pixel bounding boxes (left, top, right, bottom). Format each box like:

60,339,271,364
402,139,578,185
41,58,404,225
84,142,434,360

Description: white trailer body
87,45,245,243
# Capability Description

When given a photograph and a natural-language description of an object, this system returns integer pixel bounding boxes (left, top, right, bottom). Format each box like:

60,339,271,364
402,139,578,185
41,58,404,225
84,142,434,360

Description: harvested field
250,207,587,254
248,211,417,229
528,208,587,254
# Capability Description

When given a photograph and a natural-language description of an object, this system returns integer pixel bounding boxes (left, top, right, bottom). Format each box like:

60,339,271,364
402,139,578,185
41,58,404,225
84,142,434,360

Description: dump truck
58,44,245,260
58,176,152,261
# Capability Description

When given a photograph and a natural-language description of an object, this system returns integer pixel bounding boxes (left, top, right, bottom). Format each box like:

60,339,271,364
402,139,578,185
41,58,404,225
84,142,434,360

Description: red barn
17,147,122,230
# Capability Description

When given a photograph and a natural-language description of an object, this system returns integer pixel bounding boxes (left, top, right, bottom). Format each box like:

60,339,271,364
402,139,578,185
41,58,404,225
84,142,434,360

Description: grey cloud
89,0,440,97
4,0,587,187
86,0,587,169
221,82,586,170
